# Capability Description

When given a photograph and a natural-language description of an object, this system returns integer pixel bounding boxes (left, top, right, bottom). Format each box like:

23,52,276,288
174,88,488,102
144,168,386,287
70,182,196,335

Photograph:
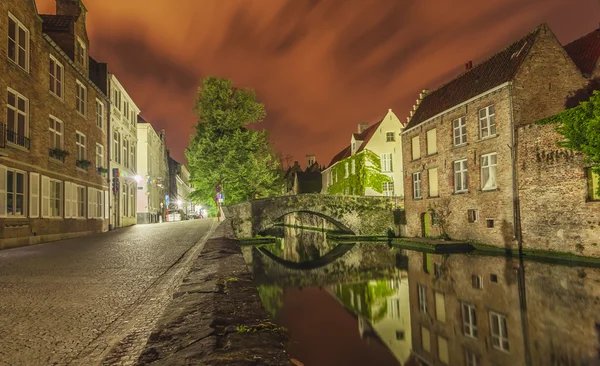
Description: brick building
0,0,109,250
401,24,598,256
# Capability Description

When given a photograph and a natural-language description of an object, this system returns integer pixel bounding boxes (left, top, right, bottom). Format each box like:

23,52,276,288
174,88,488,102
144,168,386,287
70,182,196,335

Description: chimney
306,154,316,168
465,60,473,70
358,122,369,134
388,108,392,112
56,0,85,18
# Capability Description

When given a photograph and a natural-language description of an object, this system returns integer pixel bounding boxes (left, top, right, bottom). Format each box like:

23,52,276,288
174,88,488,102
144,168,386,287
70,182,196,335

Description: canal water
241,216,600,366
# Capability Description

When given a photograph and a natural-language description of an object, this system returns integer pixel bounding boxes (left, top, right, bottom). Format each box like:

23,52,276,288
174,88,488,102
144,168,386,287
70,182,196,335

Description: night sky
35,0,600,167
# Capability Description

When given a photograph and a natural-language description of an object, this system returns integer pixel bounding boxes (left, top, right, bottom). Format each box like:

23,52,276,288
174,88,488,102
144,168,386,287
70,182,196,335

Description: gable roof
405,24,542,130
356,120,383,153
40,14,74,31
328,145,351,168
564,28,600,77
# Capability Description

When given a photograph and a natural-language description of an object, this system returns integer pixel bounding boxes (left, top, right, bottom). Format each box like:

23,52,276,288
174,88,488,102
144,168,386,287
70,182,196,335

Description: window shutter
104,190,109,219
72,184,78,218
0,165,6,217
41,176,50,218
87,187,94,219
65,182,72,218
29,172,40,218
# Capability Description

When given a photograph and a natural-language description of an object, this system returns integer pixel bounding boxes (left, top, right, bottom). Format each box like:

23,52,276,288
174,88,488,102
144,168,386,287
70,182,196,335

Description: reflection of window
490,311,510,352
388,298,401,319
468,209,478,223
465,349,479,366
438,336,449,364
471,274,482,289
462,303,478,338
7,169,26,216
587,168,599,201
418,285,427,313
395,330,405,340
383,181,394,197
421,326,430,352
435,292,446,323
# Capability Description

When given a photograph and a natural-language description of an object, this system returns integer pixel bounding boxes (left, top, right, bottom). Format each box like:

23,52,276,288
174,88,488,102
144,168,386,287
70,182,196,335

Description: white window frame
130,185,136,217
6,88,30,146
131,144,136,171
76,184,85,218
96,99,104,129
113,131,120,163
454,159,468,193
5,168,27,217
413,172,422,199
76,80,87,116
96,143,104,169
453,117,467,146
76,37,86,68
49,55,64,99
123,138,129,168
465,349,479,366
417,284,427,313
344,162,349,178
96,189,103,218
381,153,392,173
481,153,498,191
479,105,496,139
49,178,62,218
489,311,510,352
76,131,86,161
385,131,395,142
383,181,394,197
49,115,64,150
462,302,478,338
7,13,30,72
351,160,356,175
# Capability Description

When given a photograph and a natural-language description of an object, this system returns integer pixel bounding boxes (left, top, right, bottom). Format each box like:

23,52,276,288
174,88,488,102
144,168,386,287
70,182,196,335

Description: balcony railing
49,148,68,162
0,123,6,148
7,129,30,149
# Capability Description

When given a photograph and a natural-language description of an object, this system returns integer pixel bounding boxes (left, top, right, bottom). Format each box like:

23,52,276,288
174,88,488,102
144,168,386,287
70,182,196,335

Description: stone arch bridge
224,194,402,238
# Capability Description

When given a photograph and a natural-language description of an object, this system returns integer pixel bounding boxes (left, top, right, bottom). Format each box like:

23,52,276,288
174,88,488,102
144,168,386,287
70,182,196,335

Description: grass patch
235,322,287,334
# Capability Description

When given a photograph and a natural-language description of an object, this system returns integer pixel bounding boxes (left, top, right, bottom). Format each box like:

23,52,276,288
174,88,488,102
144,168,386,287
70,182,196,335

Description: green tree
539,90,600,195
185,77,282,210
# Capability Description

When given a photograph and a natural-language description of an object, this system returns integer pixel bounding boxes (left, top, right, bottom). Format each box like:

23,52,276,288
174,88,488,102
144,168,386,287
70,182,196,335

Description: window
413,172,422,199
96,190,103,218
426,129,437,155
454,159,468,193
465,349,479,366
468,209,478,223
344,162,349,178
386,131,395,142
421,327,431,353
387,298,400,318
417,284,427,313
96,99,104,129
130,185,136,217
122,183,128,217
351,142,356,153
49,56,64,98
486,219,495,228
383,181,394,197
428,168,438,197
123,138,129,168
462,303,478,338
112,88,121,110
76,81,87,115
76,132,86,161
479,105,496,138
76,185,85,218
471,274,483,289
395,331,405,340
490,274,498,283
587,168,599,201
438,336,449,364
381,153,392,172
113,131,120,163
50,179,62,217
76,37,86,68
453,117,467,145
489,312,509,352
481,153,498,190
124,100,129,116
7,88,29,147
411,136,420,160
8,14,29,71
96,143,104,168
351,160,356,175
6,169,26,216
435,292,446,323
49,116,63,150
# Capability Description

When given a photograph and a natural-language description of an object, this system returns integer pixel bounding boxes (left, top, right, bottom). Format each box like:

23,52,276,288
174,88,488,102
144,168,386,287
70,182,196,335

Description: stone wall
517,123,600,257
226,194,398,238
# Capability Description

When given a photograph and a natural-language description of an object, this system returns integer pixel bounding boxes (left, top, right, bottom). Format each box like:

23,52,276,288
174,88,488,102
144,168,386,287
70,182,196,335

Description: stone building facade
108,73,139,228
136,116,168,224
401,24,594,255
0,0,109,250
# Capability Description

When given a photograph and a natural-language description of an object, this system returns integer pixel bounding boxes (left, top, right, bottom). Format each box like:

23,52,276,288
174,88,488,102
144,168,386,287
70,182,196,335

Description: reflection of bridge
242,242,404,287
225,194,401,238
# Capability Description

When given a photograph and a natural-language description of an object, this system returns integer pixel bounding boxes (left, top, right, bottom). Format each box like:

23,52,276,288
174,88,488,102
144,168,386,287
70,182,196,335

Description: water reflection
244,215,600,366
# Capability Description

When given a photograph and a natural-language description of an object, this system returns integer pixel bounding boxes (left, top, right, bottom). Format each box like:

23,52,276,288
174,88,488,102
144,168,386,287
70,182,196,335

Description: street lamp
134,175,142,183
177,199,182,206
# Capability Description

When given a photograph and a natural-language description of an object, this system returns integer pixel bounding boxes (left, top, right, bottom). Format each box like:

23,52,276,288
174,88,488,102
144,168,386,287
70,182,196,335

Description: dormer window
76,37,86,68
352,142,356,153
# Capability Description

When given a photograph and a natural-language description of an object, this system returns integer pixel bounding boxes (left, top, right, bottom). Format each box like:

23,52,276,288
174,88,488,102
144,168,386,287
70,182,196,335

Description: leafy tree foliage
539,90,600,194
185,77,281,210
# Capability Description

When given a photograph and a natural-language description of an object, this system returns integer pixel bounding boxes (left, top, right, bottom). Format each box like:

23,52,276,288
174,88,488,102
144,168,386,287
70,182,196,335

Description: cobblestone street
0,219,216,366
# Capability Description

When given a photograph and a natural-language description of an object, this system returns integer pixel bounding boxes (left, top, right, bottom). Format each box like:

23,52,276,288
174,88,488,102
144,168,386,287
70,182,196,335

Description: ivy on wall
326,150,392,195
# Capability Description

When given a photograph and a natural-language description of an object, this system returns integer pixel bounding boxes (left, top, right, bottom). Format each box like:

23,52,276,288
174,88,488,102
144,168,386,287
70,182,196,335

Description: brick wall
402,87,516,247
517,123,600,257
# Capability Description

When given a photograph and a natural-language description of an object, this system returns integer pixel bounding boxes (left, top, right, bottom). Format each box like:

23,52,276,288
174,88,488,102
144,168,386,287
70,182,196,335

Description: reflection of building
284,154,323,194
333,272,413,365
407,251,525,365
108,73,139,228
167,154,192,216
136,116,168,224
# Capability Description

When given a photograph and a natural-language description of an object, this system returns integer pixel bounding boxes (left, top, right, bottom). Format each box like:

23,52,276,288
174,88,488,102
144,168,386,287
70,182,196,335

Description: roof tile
564,28,600,77
40,14,74,31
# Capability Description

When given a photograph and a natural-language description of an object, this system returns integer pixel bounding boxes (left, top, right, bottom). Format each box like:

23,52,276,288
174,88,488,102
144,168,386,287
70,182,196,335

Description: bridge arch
256,209,354,235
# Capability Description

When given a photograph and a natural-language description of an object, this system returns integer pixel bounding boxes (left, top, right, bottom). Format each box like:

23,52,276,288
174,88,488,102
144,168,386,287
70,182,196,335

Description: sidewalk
136,219,293,365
